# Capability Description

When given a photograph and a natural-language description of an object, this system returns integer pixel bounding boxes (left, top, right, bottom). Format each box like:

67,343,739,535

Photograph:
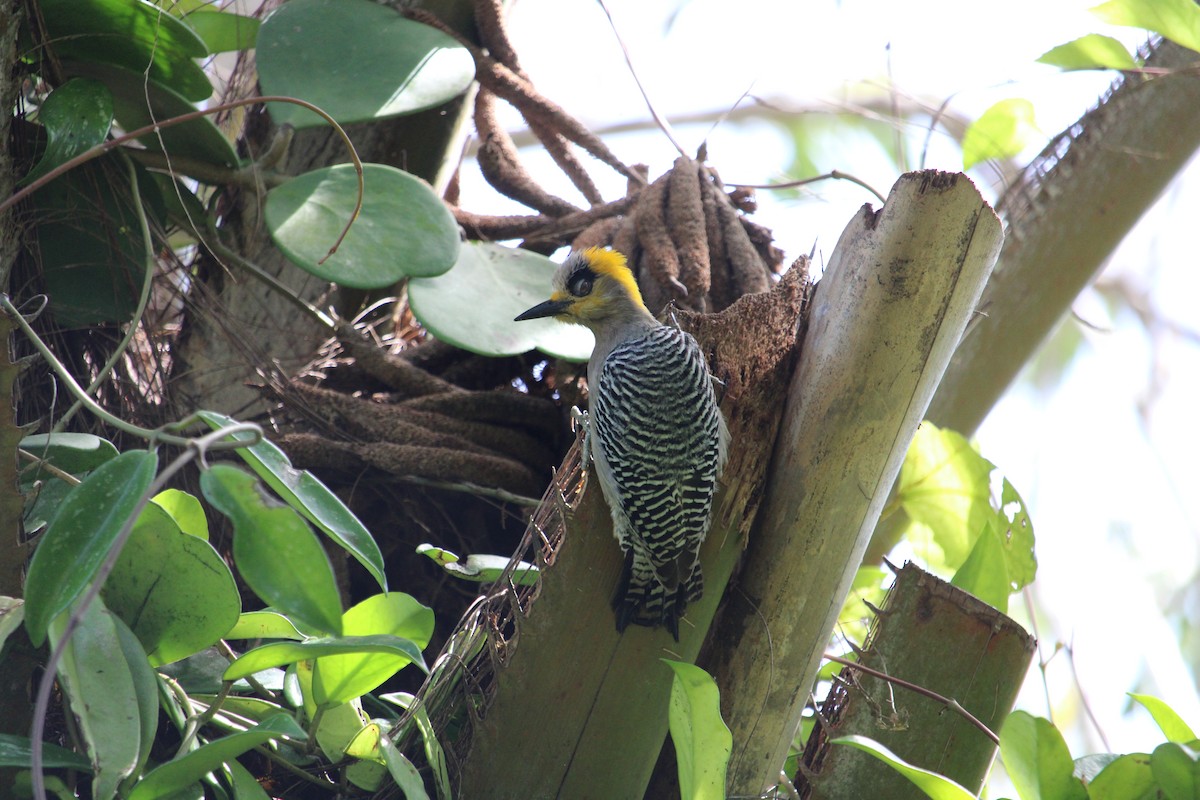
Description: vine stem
822,652,1001,745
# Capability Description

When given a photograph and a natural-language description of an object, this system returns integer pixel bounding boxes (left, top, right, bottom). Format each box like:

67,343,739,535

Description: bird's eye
568,274,593,297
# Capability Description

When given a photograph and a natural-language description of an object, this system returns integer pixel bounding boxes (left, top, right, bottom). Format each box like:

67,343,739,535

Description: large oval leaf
201,464,344,636
313,594,434,706
257,0,474,128
197,410,387,592
224,636,427,682
408,242,594,360
265,164,459,288
39,0,211,102
102,504,241,666
662,660,732,800
25,450,159,645
19,432,119,477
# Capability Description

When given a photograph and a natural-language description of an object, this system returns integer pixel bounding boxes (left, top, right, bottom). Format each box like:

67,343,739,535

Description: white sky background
461,0,1200,763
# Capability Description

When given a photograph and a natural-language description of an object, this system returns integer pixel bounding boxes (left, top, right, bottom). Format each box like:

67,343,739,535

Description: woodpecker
515,247,728,639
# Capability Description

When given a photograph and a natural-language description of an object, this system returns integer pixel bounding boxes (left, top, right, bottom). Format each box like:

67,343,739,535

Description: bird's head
514,247,650,329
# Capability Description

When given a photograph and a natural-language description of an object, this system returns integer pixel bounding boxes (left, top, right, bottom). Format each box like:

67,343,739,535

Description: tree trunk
705,171,1002,796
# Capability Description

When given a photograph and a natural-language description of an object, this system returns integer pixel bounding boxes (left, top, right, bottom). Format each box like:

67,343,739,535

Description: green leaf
19,432,119,477
313,594,434,706
257,0,474,128
182,9,259,53
380,734,431,800
61,60,238,169
1130,694,1199,743
127,715,305,800
264,163,459,289
223,759,272,800
1037,34,1138,70
312,699,369,761
1088,753,1156,800
662,660,732,800
1092,0,1200,53
101,503,241,665
223,636,428,681
200,464,344,636
25,450,158,645
1151,741,1200,800
379,692,451,799
0,597,24,652
225,611,304,641
31,158,150,327
830,735,977,800
961,98,1039,170
49,600,144,799
409,242,595,360
197,411,387,592
39,0,211,102
950,520,1010,612
150,488,209,539
897,423,1035,594
999,711,1087,800
22,78,113,186
0,733,93,771
110,612,160,777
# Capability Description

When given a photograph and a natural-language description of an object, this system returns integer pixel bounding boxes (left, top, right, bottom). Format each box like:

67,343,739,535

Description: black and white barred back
591,324,726,639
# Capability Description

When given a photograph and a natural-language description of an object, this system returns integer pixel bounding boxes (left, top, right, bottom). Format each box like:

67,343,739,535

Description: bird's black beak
514,298,571,321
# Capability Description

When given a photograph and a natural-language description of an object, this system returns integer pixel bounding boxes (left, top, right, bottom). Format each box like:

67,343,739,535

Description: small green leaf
22,78,113,186
1087,753,1156,800
101,503,241,665
415,543,459,567
420,549,539,585
380,734,431,800
1151,741,1200,800
1092,0,1200,54
25,450,158,645
110,612,160,777
0,597,24,652
150,488,209,539
313,594,434,706
379,692,451,799
1130,694,1198,743
49,599,143,799
950,521,1010,612
265,163,459,289
257,0,474,128
223,636,428,681
62,60,238,169
409,242,595,360
225,611,304,641
182,9,259,53
962,98,1039,170
127,715,305,800
197,411,387,592
200,464,344,637
19,432,119,477
223,759,273,800
831,735,977,800
662,660,732,800
0,733,93,771
1000,711,1087,800
1037,34,1138,70
312,699,369,761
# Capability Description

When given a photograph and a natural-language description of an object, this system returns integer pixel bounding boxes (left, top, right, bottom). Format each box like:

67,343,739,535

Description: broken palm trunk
797,562,1035,799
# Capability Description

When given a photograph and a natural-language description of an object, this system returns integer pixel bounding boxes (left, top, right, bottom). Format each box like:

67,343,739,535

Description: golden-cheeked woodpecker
516,247,728,639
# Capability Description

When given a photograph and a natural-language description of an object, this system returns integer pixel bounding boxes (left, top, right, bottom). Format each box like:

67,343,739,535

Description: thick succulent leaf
257,0,474,128
408,242,594,360
265,163,459,289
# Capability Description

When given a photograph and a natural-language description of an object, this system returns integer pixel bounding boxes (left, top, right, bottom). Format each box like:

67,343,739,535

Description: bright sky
472,0,1200,763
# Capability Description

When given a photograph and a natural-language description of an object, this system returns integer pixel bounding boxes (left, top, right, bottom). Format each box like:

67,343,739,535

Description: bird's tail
613,550,703,641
